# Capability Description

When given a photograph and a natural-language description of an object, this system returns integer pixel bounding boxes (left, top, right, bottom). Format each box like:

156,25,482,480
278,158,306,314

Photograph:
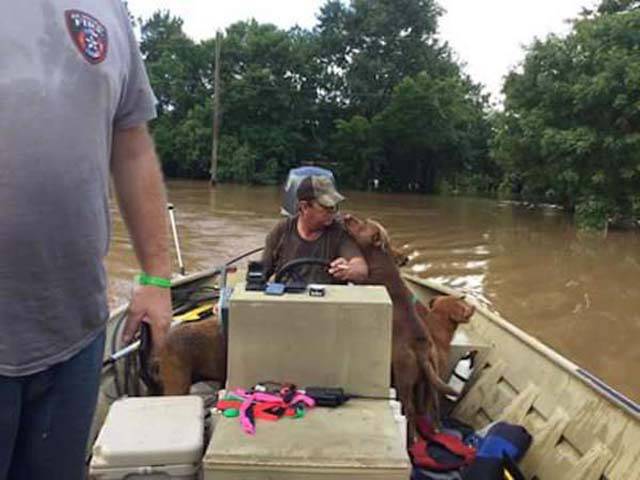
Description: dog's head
343,214,388,248
429,295,475,324
342,214,408,266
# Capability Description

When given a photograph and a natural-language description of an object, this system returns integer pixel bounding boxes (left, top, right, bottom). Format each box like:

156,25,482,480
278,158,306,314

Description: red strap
253,402,284,421
217,399,242,410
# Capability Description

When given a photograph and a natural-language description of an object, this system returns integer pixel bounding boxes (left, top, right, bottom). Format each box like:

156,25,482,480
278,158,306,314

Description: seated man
262,175,368,284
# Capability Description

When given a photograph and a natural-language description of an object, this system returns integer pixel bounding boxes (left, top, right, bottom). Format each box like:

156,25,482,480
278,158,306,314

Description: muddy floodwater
106,180,640,402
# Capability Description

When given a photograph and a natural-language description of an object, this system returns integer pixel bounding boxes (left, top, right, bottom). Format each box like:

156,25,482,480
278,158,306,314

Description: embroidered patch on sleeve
65,10,108,64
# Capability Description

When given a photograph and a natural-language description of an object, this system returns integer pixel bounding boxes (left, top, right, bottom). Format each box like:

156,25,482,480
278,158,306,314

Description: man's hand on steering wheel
274,256,368,285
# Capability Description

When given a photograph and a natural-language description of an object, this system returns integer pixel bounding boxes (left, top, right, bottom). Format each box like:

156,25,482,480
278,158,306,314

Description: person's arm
111,124,172,352
329,255,368,282
328,231,369,282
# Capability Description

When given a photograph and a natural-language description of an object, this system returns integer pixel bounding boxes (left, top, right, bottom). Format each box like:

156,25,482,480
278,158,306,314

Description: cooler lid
92,396,204,469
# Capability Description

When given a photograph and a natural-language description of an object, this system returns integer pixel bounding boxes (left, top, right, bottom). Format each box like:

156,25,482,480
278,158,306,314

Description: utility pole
210,30,222,185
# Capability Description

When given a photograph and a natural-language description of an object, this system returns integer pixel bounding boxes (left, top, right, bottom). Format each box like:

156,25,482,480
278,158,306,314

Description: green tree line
137,0,640,229
492,0,640,229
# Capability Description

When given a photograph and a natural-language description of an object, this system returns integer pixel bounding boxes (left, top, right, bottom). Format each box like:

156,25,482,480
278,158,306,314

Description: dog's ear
453,301,475,323
376,222,391,250
465,305,476,320
371,230,382,247
367,219,390,250
391,246,409,267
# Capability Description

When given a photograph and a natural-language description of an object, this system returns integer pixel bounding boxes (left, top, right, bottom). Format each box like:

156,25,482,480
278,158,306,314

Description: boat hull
95,270,640,479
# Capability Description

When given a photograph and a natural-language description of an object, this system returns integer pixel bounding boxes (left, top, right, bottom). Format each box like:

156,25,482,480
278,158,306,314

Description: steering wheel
274,257,331,285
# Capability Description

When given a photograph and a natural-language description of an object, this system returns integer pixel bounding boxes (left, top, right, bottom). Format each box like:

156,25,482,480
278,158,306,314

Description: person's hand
328,257,351,281
122,285,172,354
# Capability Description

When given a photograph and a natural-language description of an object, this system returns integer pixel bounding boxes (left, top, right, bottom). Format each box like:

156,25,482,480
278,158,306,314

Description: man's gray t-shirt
0,1,157,375
262,217,363,284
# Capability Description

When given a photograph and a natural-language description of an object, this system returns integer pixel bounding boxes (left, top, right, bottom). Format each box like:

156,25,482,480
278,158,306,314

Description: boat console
225,282,393,397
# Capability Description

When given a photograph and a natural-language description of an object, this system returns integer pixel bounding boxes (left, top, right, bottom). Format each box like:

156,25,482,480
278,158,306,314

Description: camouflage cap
296,175,345,207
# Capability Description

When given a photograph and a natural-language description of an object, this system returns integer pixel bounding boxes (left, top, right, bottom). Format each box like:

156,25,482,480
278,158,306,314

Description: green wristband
135,273,172,289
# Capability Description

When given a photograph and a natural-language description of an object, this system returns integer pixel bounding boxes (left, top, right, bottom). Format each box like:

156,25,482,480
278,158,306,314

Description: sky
127,0,598,101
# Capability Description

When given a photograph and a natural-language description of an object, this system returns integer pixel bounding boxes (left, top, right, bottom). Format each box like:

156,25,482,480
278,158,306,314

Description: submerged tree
315,0,448,117
375,72,491,193
138,0,493,192
316,0,491,192
493,7,640,228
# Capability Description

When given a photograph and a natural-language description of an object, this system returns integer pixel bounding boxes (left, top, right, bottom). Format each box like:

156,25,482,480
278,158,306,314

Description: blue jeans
0,331,105,480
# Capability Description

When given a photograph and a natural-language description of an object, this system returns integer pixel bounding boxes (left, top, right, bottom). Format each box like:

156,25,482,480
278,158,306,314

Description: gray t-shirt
0,1,156,375
262,217,363,284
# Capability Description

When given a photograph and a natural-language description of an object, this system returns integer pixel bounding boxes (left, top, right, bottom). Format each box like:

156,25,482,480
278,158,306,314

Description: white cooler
89,396,204,479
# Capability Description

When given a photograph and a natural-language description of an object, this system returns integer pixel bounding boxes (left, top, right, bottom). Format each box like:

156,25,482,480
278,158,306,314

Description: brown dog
342,214,455,437
157,318,227,395
423,296,475,381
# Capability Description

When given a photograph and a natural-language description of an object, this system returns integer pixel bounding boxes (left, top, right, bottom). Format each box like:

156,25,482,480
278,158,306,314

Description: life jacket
410,416,476,471
461,422,531,480
475,422,532,462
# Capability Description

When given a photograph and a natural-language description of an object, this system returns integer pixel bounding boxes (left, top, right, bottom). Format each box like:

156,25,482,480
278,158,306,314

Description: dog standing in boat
423,296,475,381
342,214,455,438
156,318,226,395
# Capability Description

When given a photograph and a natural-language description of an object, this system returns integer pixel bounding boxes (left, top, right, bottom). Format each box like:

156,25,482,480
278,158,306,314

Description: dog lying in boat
342,214,456,436
156,318,226,395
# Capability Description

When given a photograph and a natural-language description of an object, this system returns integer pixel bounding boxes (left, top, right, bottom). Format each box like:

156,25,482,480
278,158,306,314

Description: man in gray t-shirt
0,2,172,478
